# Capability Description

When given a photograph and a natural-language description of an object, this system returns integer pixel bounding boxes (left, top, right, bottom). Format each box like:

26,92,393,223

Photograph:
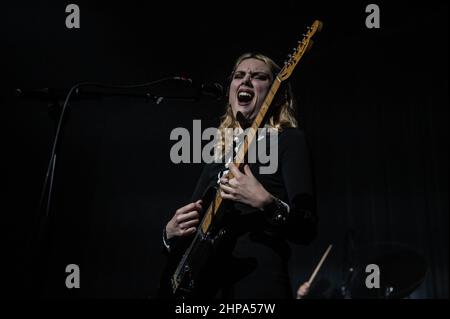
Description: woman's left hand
220,163,273,210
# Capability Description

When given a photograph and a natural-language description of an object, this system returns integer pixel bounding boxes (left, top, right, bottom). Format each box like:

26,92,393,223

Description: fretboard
200,77,282,234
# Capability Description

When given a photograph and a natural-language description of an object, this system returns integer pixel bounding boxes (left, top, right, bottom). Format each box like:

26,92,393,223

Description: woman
161,53,317,298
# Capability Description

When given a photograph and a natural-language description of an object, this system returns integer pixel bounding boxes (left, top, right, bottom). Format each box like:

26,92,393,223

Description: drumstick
308,244,333,285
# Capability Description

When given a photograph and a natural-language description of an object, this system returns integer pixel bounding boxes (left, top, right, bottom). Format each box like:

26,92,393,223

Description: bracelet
265,197,289,225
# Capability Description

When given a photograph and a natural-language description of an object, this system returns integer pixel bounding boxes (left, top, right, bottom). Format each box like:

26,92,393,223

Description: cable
37,76,186,218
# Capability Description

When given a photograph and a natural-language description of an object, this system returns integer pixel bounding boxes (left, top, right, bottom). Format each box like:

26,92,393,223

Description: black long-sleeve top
163,127,317,298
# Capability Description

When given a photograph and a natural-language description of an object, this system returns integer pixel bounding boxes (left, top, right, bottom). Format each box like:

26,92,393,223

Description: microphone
177,78,224,101
198,82,224,100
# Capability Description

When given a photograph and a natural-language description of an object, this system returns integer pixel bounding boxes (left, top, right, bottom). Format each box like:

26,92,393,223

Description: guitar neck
199,78,282,234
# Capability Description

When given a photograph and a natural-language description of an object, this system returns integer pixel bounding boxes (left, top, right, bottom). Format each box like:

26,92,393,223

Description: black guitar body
158,186,232,299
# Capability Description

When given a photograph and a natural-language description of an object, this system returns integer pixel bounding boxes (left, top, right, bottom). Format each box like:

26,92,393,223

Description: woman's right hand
165,200,202,240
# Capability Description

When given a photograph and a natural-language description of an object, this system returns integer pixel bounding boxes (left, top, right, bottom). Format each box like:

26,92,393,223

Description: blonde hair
214,53,298,161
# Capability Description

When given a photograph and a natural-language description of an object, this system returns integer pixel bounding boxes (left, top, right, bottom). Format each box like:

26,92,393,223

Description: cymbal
348,242,427,299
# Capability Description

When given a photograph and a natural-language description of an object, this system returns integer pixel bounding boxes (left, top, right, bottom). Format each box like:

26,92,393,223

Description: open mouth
237,89,254,105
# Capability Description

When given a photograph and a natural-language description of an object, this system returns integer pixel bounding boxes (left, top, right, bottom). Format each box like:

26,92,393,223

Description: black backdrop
1,0,448,299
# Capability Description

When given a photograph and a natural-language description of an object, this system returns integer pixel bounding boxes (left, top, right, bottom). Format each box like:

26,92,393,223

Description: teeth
238,92,252,98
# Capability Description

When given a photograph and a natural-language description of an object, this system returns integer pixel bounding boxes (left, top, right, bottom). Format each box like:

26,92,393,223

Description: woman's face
229,58,273,122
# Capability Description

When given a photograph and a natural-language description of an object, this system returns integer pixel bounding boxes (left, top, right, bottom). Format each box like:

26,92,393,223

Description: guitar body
158,186,231,299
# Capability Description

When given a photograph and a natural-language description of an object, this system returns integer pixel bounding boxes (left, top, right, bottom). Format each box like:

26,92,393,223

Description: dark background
1,0,448,299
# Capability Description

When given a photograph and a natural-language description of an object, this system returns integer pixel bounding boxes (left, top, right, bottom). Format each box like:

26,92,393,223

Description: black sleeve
279,128,317,244
190,164,215,202
162,164,214,253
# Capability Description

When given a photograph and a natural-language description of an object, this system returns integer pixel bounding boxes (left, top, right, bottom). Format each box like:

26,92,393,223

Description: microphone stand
340,228,356,299
24,78,199,295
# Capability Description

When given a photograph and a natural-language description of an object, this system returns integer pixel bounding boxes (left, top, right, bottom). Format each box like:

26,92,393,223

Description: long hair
214,53,298,161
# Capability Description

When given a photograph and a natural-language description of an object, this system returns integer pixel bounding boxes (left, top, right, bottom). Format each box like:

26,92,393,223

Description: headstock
278,20,323,81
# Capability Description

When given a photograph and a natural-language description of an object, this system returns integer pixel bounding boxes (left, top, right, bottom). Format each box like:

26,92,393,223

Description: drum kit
302,242,428,299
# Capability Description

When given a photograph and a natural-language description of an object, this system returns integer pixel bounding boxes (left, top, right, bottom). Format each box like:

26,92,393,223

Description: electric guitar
161,20,323,299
